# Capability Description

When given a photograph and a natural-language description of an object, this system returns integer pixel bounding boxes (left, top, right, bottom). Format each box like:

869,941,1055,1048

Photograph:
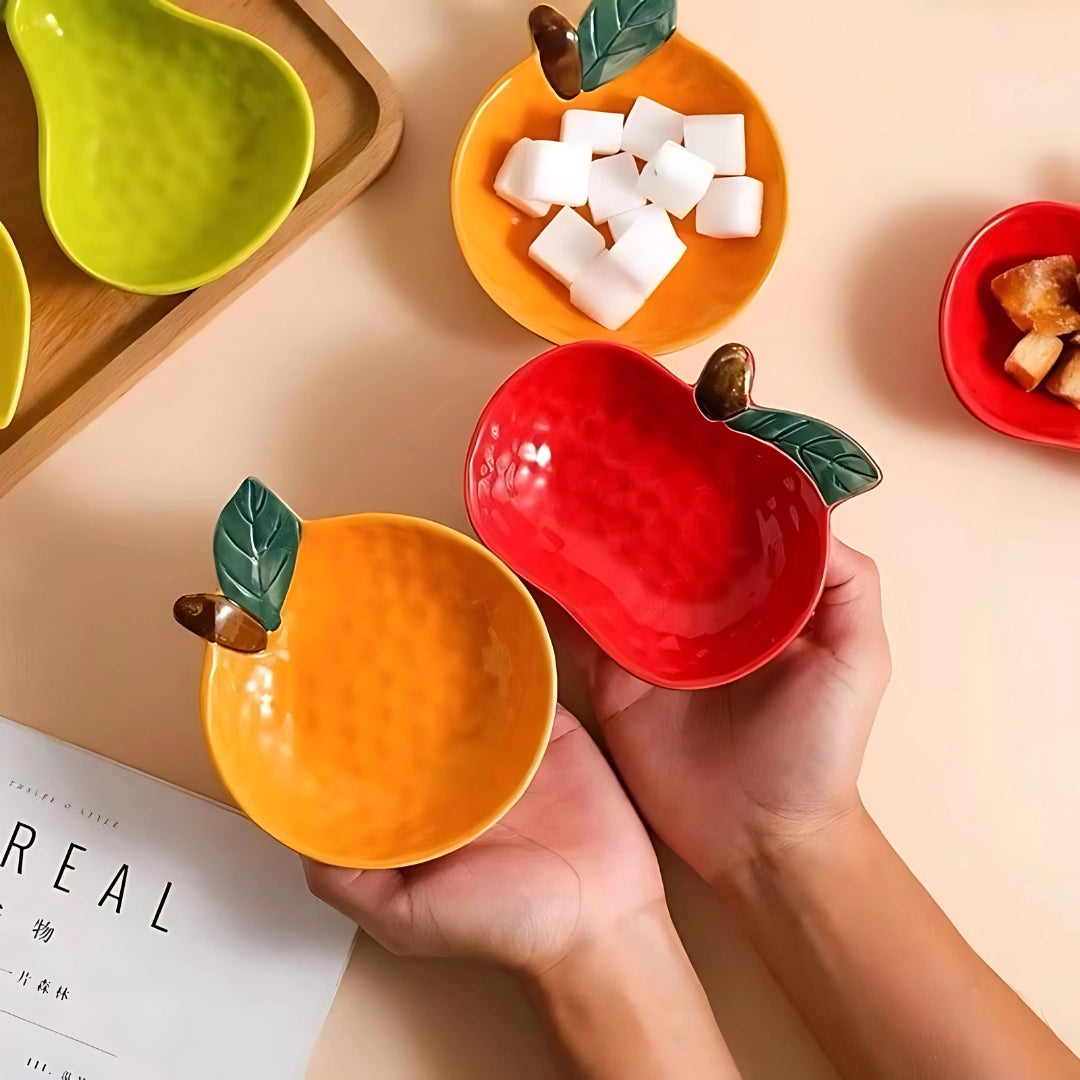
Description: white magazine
0,717,355,1079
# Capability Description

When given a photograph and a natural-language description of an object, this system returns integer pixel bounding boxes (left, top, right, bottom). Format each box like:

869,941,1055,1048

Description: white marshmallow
696,176,764,238
637,141,713,219
519,139,592,207
683,114,746,176
529,207,606,288
569,251,647,330
494,138,552,218
609,208,686,295
621,97,684,161
587,152,646,226
560,109,623,156
607,202,667,242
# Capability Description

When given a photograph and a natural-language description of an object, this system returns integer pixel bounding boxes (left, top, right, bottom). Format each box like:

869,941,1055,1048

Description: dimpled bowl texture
466,342,830,689
202,514,557,869
451,32,787,355
0,222,30,428
940,201,1080,451
5,0,315,294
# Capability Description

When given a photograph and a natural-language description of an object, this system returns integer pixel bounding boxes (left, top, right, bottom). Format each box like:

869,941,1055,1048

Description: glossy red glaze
940,201,1080,451
465,342,831,690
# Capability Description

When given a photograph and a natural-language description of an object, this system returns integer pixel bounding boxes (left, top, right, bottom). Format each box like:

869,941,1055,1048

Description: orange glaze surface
202,514,556,868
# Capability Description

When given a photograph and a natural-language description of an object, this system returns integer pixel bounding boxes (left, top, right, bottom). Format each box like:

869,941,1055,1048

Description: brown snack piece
1045,345,1080,407
1004,331,1063,391
991,255,1080,335
173,593,268,654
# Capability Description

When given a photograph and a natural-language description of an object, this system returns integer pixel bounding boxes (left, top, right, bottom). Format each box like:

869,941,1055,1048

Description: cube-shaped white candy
494,138,552,218
607,202,668,242
637,141,713,219
609,208,686,295
621,97,684,161
560,109,623,156
528,207,606,288
587,152,646,226
569,251,646,330
696,176,764,238
683,114,746,175
519,139,592,207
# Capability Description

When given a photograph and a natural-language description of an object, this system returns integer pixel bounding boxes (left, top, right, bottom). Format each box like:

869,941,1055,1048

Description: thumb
811,538,891,685
303,860,414,952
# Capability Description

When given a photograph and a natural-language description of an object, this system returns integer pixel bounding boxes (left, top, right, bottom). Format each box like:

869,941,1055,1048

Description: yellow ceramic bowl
0,222,30,429
6,0,314,295
201,513,557,869
451,32,787,355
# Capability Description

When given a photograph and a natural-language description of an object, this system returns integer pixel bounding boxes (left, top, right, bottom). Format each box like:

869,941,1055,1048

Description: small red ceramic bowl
464,341,880,689
940,201,1080,451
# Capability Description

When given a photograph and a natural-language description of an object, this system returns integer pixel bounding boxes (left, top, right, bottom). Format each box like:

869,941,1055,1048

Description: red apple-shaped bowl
940,201,1080,451
465,341,881,689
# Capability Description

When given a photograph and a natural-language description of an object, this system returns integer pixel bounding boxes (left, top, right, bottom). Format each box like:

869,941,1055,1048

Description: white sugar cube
609,207,686,295
494,138,551,218
696,176,764,238
529,207,606,288
683,114,746,175
587,152,646,226
569,251,646,330
560,109,623,156
637,141,713,219
621,97,684,161
519,139,592,207
607,202,668,242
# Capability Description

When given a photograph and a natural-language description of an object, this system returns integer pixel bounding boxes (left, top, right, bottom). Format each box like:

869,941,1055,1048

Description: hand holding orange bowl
196,504,557,869
451,32,787,355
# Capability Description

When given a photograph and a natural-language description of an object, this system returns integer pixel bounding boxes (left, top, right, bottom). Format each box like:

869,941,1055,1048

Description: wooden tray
0,0,403,497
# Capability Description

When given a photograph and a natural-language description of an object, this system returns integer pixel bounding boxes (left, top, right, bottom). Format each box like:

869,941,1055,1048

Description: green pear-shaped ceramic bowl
4,0,315,295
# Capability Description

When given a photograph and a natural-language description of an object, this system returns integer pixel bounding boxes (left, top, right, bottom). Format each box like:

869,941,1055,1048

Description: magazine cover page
0,718,355,1079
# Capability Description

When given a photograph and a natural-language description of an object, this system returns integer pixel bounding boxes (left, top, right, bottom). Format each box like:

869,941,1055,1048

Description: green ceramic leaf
213,478,301,632
577,0,677,92
727,408,881,507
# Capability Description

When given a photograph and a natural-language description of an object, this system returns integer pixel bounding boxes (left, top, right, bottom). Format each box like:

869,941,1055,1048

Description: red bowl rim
939,199,1080,453
463,340,833,690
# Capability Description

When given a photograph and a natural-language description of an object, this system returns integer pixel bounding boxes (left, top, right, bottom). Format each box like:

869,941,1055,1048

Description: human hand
308,706,743,1078
305,705,665,978
549,537,891,891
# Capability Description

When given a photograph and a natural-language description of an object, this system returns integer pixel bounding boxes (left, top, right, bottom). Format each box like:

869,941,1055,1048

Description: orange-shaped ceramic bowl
201,513,557,869
451,31,787,354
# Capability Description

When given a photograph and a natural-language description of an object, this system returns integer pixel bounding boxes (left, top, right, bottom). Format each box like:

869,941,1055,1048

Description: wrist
715,801,876,910
526,901,735,1079
527,899,679,1000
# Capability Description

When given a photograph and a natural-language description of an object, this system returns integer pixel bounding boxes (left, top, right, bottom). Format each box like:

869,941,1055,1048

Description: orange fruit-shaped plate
451,31,787,355
187,482,557,869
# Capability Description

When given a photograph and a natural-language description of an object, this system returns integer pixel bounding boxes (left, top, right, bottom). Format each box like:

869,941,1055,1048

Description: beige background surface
0,0,1076,1076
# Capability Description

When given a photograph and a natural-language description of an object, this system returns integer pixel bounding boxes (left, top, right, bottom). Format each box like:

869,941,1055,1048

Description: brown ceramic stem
174,594,269,654
695,343,755,421
529,5,583,100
